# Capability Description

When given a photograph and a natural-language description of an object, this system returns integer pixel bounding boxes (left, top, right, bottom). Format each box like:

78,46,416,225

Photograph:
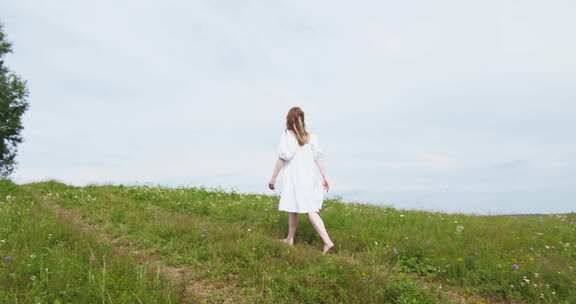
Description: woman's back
278,130,323,164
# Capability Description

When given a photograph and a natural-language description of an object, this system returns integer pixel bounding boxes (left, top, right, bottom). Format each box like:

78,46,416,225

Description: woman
268,106,335,254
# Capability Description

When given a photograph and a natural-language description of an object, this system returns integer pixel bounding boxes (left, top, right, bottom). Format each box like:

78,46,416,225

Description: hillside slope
1,180,574,303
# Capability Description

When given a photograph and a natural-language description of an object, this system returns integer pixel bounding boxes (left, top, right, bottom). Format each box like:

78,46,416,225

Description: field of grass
0,180,180,303
1,179,575,303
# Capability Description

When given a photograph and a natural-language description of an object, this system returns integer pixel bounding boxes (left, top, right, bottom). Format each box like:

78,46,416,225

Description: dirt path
41,200,243,304
41,198,520,304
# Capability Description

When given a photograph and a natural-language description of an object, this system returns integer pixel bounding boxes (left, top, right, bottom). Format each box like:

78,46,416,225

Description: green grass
2,179,575,303
0,179,181,303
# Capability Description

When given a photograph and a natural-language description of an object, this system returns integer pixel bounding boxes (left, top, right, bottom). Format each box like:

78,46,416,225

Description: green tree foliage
0,23,29,177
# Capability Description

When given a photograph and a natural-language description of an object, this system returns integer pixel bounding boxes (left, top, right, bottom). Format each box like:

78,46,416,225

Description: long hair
286,106,309,146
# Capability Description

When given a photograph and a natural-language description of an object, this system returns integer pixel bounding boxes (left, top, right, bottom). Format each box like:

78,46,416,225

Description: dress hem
278,207,321,213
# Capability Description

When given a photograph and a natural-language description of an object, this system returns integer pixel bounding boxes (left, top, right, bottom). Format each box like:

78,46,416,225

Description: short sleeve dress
277,130,325,213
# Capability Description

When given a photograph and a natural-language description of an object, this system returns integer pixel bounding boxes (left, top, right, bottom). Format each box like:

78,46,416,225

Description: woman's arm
268,158,285,190
314,158,330,191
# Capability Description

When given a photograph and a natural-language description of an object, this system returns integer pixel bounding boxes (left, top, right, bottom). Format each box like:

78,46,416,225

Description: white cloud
2,0,575,213
416,152,460,169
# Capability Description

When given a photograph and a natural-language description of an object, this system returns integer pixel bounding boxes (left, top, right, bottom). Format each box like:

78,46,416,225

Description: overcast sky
2,0,575,214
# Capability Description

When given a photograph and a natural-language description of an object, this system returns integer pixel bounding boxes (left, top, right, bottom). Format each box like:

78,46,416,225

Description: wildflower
512,264,520,270
30,275,37,281
456,225,464,232
399,214,405,218
522,276,530,283
247,228,252,232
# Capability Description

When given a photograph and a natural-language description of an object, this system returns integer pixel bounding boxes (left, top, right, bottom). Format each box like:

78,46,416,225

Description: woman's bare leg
282,212,299,245
307,212,334,254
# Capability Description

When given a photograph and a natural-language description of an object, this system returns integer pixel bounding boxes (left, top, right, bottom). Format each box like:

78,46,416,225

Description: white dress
277,130,325,213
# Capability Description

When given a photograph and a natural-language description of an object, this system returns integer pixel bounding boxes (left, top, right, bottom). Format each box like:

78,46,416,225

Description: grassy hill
0,179,574,303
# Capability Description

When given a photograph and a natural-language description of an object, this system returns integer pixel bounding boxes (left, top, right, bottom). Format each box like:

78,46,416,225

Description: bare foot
280,238,294,246
322,242,334,255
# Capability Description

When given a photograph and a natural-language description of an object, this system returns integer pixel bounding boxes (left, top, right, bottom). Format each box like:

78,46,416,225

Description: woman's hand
322,178,330,192
268,178,276,190
269,158,284,191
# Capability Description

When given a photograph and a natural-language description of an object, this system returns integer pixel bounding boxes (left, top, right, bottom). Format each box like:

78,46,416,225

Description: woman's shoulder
282,129,298,142
283,129,294,137
308,132,318,141
282,130,318,143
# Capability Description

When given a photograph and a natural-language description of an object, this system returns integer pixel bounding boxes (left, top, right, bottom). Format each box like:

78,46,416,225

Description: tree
0,23,29,177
